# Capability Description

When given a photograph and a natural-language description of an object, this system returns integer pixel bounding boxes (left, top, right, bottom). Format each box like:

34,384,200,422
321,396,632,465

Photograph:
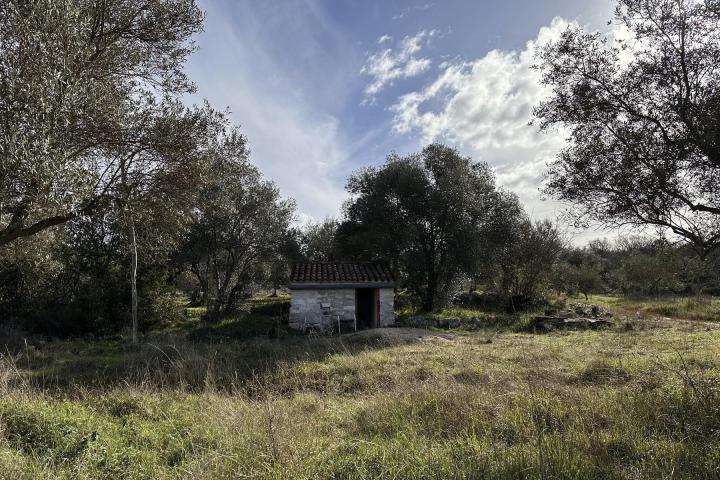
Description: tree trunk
223,282,245,317
204,255,212,313
129,214,138,345
120,162,139,344
423,276,436,313
423,248,437,313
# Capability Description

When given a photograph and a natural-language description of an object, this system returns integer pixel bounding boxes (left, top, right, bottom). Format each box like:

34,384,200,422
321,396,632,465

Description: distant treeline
556,238,720,299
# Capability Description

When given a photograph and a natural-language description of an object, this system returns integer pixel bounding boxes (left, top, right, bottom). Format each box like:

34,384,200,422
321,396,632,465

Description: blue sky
185,0,616,241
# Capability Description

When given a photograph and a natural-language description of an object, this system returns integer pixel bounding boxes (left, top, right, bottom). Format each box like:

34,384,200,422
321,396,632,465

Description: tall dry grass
0,318,719,478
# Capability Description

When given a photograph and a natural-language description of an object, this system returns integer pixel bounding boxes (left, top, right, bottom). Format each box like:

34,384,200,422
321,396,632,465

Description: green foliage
174,132,295,320
338,143,522,311
298,218,339,262
554,248,603,299
488,219,565,308
140,295,185,333
621,253,683,295
535,0,720,255
0,0,206,246
0,0,277,338
0,212,186,337
551,237,720,299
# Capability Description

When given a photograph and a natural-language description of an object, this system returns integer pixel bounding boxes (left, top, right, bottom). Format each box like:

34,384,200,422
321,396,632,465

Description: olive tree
491,220,566,309
299,218,339,261
535,0,720,256
338,144,521,312
0,0,204,246
176,131,295,320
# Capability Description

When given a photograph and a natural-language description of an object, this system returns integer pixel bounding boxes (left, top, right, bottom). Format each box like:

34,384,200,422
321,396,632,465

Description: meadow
0,295,719,479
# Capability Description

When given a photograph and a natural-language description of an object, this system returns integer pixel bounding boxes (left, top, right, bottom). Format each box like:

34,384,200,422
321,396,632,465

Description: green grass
590,294,720,322
0,297,719,478
163,294,291,335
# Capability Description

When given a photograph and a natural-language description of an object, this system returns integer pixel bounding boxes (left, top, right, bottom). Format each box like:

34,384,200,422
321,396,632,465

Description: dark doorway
356,288,377,330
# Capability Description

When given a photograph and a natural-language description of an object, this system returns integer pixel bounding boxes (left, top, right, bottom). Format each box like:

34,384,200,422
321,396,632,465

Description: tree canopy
175,130,295,320
338,144,521,311
535,0,720,256
0,0,206,246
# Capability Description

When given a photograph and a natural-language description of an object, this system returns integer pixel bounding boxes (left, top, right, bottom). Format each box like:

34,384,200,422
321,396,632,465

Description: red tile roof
290,263,395,285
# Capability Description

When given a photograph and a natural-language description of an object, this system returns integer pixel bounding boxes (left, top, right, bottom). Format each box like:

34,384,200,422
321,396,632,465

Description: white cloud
377,34,392,44
390,17,575,221
392,3,436,21
361,30,437,104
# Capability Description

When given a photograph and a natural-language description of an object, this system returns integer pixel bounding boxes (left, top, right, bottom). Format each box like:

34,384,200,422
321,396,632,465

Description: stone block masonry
378,288,395,327
289,288,356,330
289,287,395,331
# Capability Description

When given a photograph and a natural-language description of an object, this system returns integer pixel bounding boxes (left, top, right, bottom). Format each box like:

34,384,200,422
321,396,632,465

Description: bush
142,295,185,331
453,291,506,310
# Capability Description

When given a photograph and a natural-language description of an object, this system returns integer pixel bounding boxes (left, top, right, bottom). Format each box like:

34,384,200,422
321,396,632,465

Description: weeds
0,299,719,478
591,294,720,322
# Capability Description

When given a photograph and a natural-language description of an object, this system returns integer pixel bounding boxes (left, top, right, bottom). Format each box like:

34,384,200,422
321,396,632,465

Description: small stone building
288,263,396,332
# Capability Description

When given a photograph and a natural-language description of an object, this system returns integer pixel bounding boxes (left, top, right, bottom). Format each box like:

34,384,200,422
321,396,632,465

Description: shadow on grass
7,297,435,395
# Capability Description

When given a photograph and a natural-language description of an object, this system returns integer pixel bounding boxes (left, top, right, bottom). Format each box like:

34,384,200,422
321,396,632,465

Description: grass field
590,294,720,322
0,296,719,479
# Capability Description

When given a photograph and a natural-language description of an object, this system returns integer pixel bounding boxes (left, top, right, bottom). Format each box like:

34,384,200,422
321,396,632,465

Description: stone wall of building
289,288,356,331
378,288,396,327
289,287,396,331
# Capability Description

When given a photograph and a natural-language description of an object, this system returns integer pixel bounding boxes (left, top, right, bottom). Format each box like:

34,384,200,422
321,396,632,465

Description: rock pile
545,302,613,319
529,302,614,333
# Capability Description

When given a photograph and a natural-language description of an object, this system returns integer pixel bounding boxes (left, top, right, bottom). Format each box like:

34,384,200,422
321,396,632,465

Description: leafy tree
676,246,720,294
620,254,682,296
492,220,566,309
111,103,225,342
53,211,184,336
0,231,64,325
0,210,183,337
581,235,720,296
470,192,528,294
266,232,303,297
338,144,517,312
554,247,604,300
299,218,339,261
535,0,720,256
176,131,295,320
0,0,204,246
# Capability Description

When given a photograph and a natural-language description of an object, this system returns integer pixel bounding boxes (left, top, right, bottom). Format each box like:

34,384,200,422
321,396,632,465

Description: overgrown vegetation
556,238,720,298
0,297,719,479
3,0,720,341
